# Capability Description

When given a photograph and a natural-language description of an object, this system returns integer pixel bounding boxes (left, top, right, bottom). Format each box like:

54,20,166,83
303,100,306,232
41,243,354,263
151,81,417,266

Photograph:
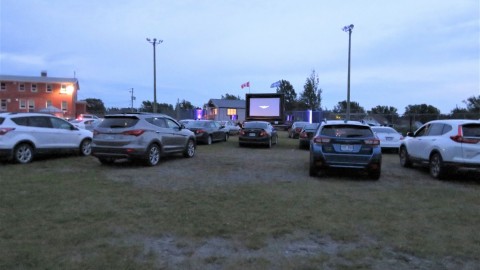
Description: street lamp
342,24,354,120
146,38,163,113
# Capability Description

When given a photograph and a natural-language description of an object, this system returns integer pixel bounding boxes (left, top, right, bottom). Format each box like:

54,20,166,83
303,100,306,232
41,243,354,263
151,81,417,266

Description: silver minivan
91,113,196,166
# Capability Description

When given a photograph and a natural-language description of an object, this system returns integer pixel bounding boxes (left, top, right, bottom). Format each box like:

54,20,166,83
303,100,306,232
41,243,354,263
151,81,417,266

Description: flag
270,80,281,88
241,81,250,89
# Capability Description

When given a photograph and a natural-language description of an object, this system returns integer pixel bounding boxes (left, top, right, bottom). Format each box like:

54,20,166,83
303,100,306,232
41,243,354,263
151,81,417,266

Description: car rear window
98,117,139,128
244,122,268,129
186,121,208,128
372,127,396,134
321,125,373,138
462,124,480,138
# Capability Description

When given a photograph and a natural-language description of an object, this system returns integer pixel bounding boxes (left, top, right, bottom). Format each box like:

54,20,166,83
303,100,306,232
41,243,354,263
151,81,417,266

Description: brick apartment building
0,71,86,119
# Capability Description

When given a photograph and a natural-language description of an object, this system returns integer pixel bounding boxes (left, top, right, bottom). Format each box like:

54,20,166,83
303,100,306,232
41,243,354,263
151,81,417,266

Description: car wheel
267,137,272,148
79,139,92,156
430,153,446,179
144,144,161,166
13,143,34,164
239,142,244,147
399,146,412,168
207,135,212,145
274,134,278,145
98,157,115,165
224,133,229,141
183,139,196,158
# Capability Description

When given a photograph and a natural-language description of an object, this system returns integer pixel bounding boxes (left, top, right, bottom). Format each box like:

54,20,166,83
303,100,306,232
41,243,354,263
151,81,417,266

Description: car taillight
259,130,267,137
239,130,245,136
364,139,380,145
450,125,480,144
122,130,145,136
0,127,15,135
195,129,205,134
313,136,331,144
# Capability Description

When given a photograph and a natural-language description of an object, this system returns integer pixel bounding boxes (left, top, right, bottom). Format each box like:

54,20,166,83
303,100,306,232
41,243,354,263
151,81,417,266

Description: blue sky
1,0,478,114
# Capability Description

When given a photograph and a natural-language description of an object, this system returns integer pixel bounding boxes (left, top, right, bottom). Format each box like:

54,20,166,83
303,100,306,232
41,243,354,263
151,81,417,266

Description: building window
0,82,5,91
60,84,67,94
61,101,68,111
46,100,52,107
212,108,218,115
28,99,35,112
31,84,38,92
0,99,7,111
19,99,26,109
46,84,53,93
227,108,237,115
19,83,25,91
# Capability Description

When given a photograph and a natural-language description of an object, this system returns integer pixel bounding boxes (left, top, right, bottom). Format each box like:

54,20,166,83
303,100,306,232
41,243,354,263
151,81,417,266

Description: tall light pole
129,88,135,112
146,38,163,113
342,24,354,120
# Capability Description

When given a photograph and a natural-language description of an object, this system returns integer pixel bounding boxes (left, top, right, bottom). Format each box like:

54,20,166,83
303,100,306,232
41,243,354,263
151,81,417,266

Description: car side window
147,117,167,128
426,123,444,136
11,117,29,126
29,116,53,128
414,125,429,137
50,117,72,130
165,118,180,129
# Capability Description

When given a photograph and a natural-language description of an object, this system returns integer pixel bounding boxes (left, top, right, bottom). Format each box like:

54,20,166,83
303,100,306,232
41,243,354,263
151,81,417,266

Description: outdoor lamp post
146,38,163,113
342,24,354,120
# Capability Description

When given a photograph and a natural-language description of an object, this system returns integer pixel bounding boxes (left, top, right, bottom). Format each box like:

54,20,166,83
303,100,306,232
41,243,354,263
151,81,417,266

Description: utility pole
146,38,163,113
342,24,354,120
129,88,135,112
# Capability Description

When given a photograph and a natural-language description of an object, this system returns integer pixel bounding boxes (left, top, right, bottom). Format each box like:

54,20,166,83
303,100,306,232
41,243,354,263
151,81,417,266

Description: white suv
0,112,93,164
399,119,480,179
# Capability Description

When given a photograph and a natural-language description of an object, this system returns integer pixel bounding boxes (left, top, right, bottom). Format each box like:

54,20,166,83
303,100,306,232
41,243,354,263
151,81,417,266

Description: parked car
370,126,403,152
91,113,196,166
239,121,278,148
309,120,382,179
399,119,480,179
0,112,92,164
184,120,228,144
70,118,102,131
299,123,320,149
179,119,195,126
219,120,241,135
288,121,309,139
77,114,100,120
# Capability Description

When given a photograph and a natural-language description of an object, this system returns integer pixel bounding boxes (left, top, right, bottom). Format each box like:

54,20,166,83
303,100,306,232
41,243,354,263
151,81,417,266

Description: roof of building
208,99,246,109
0,74,79,88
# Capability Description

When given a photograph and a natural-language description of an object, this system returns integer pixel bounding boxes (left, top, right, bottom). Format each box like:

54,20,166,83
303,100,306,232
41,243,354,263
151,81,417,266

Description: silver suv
0,112,93,164
399,119,480,179
91,113,196,166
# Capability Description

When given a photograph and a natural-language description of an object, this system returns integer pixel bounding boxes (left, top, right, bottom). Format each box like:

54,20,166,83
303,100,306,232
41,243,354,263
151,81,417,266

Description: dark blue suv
309,121,382,180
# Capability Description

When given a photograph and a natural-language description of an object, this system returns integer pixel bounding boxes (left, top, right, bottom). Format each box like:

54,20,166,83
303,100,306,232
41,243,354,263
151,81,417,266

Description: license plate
386,137,393,141
340,144,354,151
249,133,256,137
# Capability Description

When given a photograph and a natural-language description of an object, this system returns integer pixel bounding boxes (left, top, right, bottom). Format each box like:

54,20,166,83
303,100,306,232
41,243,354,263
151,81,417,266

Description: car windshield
244,122,267,129
98,117,138,128
462,124,480,137
321,125,373,138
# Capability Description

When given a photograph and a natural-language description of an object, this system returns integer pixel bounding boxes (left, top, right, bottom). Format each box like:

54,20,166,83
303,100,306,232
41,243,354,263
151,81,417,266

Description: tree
276,80,297,111
85,98,106,116
332,100,365,114
299,70,322,110
404,104,440,123
176,99,195,110
221,93,242,100
369,105,399,124
463,95,480,113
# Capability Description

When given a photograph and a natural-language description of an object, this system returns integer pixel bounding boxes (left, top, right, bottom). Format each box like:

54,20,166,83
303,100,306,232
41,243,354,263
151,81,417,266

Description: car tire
144,144,161,166
430,152,446,179
207,135,212,145
309,153,317,177
224,133,229,141
79,139,92,156
267,137,272,148
274,135,278,145
183,139,196,158
399,146,412,168
239,142,244,147
13,143,34,164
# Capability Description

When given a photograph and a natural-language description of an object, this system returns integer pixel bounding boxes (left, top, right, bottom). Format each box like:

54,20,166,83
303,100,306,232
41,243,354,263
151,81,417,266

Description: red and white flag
241,81,250,89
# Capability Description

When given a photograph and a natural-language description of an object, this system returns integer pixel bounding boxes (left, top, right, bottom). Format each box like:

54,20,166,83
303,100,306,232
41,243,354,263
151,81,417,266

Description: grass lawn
1,133,479,269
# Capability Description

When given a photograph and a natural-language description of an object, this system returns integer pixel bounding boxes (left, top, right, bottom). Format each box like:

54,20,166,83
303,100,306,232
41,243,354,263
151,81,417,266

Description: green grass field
1,133,479,269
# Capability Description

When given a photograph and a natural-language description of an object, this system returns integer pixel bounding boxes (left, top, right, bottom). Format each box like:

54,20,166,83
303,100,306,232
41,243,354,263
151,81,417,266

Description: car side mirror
406,131,414,137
